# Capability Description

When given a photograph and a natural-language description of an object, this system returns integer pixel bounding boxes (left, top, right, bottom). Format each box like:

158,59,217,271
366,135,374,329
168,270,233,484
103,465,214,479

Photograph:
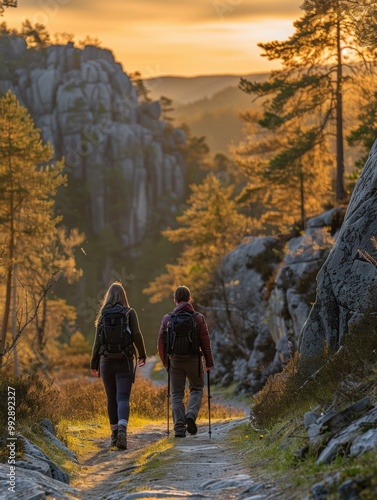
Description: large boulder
207,208,345,393
207,236,284,392
0,464,80,500
299,140,377,362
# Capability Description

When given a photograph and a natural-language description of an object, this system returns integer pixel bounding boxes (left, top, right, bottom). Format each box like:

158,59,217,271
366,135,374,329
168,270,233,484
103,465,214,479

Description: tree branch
0,270,63,361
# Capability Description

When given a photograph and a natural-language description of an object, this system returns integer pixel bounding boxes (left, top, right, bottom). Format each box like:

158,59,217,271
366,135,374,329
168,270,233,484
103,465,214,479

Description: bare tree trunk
335,1,347,201
299,167,306,231
12,262,19,374
36,296,48,352
0,192,14,368
0,264,13,368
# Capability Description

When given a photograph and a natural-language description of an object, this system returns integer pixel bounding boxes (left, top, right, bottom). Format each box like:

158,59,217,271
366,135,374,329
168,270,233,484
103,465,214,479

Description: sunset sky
5,0,302,76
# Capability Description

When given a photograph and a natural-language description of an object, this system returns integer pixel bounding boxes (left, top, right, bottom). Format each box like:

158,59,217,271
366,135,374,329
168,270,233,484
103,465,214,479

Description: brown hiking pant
169,354,204,434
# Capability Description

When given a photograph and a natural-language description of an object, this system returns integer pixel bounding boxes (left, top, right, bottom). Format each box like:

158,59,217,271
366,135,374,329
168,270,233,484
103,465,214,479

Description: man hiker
158,285,214,437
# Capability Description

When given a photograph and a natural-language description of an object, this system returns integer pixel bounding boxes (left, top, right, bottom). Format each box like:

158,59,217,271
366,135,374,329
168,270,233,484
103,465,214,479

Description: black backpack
100,304,133,357
165,310,199,356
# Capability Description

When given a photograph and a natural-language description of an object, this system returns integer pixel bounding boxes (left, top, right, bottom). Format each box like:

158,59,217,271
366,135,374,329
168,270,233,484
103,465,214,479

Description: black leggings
100,358,133,427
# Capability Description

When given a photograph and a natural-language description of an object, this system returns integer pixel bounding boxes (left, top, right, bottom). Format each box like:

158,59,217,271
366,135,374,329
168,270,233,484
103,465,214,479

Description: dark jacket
90,305,146,370
157,301,214,369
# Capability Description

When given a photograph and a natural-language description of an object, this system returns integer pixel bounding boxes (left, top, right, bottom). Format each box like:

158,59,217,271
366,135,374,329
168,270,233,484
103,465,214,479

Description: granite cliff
206,207,347,393
208,141,377,393
0,36,186,252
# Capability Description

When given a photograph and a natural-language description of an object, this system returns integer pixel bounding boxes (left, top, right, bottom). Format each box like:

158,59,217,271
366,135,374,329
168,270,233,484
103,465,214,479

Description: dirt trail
70,361,280,499
71,415,280,500
72,423,166,498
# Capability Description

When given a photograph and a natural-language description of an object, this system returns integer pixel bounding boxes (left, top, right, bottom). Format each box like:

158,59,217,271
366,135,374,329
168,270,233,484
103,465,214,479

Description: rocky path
68,363,281,499
71,416,280,500
0,359,287,499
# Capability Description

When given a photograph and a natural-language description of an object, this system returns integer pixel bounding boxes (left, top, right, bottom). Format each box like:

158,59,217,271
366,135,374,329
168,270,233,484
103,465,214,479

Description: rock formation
0,419,79,500
303,397,377,498
299,140,377,362
0,36,186,249
207,207,346,393
208,138,377,392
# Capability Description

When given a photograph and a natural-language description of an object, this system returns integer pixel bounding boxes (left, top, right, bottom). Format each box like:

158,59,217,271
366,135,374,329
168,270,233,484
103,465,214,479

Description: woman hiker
90,281,147,449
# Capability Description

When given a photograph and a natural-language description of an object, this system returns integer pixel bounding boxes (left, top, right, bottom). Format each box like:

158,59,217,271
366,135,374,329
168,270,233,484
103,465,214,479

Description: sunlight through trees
144,174,249,304
0,91,83,370
237,0,377,223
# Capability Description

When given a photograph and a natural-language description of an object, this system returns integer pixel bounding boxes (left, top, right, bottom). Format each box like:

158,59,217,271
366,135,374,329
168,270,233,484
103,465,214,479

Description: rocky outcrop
16,434,70,483
207,207,346,393
0,464,80,500
0,37,186,248
302,397,377,499
206,140,377,393
0,419,79,499
299,140,377,363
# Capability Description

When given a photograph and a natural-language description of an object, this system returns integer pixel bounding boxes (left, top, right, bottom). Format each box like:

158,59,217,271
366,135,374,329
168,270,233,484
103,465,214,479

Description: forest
2,2,376,354
0,1,377,382
2,1,377,498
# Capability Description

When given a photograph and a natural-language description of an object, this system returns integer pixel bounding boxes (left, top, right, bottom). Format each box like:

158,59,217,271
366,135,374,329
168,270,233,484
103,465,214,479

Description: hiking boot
174,432,186,438
185,416,197,435
110,430,118,447
116,427,127,450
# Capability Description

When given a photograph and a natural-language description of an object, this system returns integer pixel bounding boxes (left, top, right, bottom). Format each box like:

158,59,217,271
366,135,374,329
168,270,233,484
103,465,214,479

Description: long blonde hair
95,282,129,326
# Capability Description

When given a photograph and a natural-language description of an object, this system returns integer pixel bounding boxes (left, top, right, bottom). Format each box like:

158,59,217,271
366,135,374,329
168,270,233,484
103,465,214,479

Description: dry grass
0,365,243,463
252,326,377,429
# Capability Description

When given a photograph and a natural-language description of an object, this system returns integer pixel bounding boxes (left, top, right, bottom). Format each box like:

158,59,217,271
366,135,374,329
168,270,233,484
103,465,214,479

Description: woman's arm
90,324,102,375
129,308,147,363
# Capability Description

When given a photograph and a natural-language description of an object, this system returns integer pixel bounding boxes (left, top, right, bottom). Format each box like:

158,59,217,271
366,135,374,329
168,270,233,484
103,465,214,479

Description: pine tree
0,91,65,365
238,0,376,206
21,226,84,355
347,74,377,171
20,19,50,47
129,71,151,103
235,109,333,232
143,174,249,304
160,96,175,123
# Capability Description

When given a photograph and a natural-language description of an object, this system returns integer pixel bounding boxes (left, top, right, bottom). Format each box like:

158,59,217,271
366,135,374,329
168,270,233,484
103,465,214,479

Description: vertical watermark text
7,386,17,492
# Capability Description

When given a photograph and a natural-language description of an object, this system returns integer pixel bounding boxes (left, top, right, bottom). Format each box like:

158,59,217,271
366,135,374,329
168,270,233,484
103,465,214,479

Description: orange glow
4,1,301,76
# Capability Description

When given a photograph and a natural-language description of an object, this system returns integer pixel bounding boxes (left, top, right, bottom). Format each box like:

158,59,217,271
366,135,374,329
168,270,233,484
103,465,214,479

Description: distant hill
145,73,269,154
145,73,267,105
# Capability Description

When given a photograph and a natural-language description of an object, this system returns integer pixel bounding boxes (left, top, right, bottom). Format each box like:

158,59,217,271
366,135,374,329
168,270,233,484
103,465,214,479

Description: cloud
4,0,301,75
14,0,302,23
112,19,296,76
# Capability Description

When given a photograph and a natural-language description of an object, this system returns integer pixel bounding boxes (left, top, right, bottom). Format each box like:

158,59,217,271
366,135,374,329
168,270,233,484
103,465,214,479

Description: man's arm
197,315,214,370
157,315,169,368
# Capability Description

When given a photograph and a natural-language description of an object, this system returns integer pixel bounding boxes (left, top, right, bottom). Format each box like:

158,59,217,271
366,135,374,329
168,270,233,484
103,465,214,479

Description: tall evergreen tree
144,174,249,304
239,0,376,204
347,74,377,169
129,71,151,103
160,96,175,123
22,226,84,355
0,91,65,365
235,109,332,232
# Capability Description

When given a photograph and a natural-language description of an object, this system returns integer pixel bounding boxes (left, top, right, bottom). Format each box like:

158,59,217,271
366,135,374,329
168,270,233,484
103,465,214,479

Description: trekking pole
207,371,212,439
167,359,171,437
